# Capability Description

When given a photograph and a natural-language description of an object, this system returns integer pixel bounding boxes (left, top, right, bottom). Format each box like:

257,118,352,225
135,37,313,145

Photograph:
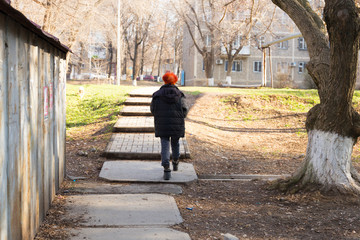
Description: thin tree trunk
132,30,140,80
107,41,113,78
140,39,145,75
151,47,159,76
79,42,84,75
42,0,52,32
158,18,168,77
123,55,127,78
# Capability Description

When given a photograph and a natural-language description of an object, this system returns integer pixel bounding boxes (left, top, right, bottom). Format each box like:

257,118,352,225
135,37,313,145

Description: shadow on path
187,118,306,133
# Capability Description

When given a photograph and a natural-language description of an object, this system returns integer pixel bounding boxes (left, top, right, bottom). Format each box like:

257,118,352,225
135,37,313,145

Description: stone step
124,97,152,106
129,93,153,98
65,194,183,227
113,117,154,133
100,161,198,184
69,228,191,240
104,133,191,160
63,182,183,195
121,106,152,116
129,87,159,98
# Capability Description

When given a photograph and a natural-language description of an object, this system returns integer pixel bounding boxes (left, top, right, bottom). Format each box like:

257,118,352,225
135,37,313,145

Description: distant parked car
136,75,155,81
90,73,107,80
76,73,108,80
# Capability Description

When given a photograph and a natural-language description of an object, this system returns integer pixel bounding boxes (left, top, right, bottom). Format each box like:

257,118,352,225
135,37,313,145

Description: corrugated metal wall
0,12,67,240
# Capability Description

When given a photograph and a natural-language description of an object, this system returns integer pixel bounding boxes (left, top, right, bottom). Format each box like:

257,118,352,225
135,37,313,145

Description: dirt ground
35,81,360,240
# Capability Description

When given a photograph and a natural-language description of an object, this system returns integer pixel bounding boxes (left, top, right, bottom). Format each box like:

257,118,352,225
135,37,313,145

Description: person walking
150,72,188,180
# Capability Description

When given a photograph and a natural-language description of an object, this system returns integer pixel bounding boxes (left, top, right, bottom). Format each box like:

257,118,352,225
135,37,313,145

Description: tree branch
271,0,328,59
185,0,205,42
224,0,237,7
272,0,330,92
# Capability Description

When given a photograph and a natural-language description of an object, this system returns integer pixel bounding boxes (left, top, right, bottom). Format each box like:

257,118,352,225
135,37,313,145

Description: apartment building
181,3,317,88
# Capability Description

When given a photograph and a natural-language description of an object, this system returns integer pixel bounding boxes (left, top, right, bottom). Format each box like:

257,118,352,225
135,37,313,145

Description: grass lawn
182,86,360,112
66,84,136,129
66,84,360,129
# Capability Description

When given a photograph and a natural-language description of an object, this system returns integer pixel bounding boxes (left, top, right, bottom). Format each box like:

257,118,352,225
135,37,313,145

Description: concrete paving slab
69,228,191,240
99,161,198,184
104,133,191,159
124,98,152,106
121,106,152,116
64,182,183,195
65,194,183,226
113,117,154,133
129,87,160,97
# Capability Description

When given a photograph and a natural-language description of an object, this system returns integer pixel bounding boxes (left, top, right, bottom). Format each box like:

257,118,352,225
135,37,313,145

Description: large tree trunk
272,0,360,194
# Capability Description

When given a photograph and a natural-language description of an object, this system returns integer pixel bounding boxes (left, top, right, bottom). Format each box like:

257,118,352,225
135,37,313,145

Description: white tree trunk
226,76,231,85
303,130,360,191
208,78,214,86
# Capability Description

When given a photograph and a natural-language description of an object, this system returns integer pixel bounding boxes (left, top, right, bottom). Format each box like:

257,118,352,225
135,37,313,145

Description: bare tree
271,0,360,194
124,15,151,79
11,0,184,82
175,0,217,86
218,0,275,85
12,0,111,68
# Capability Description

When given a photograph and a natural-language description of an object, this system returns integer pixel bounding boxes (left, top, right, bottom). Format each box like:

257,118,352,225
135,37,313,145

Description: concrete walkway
124,97,152,106
113,116,154,132
68,87,195,240
104,133,190,159
105,88,192,161
100,161,198,183
121,106,153,116
69,228,191,240
66,194,190,240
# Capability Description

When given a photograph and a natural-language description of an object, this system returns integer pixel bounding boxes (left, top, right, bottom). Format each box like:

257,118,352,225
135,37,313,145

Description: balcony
220,45,251,57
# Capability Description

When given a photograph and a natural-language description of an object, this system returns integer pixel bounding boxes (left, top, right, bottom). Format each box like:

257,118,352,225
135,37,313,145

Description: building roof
0,0,70,54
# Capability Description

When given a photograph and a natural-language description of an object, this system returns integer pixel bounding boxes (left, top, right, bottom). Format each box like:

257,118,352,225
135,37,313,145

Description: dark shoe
163,168,171,180
172,160,179,171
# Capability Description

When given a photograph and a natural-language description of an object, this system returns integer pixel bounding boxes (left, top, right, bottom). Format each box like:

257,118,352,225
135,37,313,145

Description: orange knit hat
162,72,178,85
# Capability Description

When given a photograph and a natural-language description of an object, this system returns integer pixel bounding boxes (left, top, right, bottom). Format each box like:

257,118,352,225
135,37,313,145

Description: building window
277,40,289,50
202,60,205,71
298,62,306,73
298,37,307,50
277,62,289,74
253,61,262,73
225,60,228,71
258,36,265,48
232,61,242,72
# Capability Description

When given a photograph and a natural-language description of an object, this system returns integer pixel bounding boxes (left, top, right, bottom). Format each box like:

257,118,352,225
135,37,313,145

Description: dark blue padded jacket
150,84,188,137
